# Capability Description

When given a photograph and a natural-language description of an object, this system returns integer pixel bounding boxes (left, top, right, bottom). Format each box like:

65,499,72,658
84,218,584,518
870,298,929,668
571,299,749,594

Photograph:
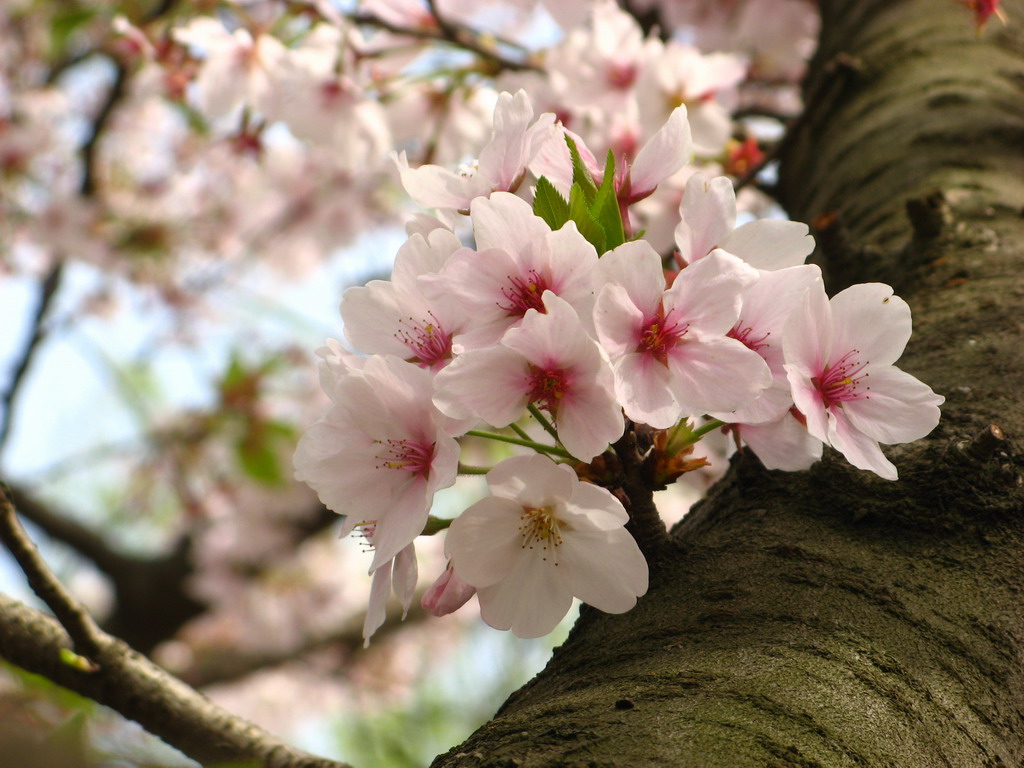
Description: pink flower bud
422,563,476,617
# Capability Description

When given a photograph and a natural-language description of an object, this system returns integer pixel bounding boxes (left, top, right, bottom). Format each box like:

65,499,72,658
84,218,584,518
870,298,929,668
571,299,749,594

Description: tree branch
0,484,352,768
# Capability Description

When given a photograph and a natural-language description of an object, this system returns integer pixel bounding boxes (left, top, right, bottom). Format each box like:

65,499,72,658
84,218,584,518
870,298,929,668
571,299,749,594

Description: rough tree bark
433,1,1024,766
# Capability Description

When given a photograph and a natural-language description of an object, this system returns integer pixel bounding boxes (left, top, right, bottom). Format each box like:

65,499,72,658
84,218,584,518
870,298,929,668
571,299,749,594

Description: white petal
446,496,525,587
563,528,648,613
828,410,898,480
629,105,692,199
664,250,757,337
740,414,823,471
614,352,680,429
477,551,574,637
829,283,912,368
433,346,530,425
487,454,576,508
840,366,943,444
674,172,736,264
667,337,772,415
722,219,814,270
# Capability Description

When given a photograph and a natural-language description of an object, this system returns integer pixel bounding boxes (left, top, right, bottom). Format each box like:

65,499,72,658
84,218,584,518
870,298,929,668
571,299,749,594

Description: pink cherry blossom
395,90,556,212
594,243,771,428
294,355,460,570
783,282,944,480
674,172,814,269
341,227,467,371
709,264,823,426
420,192,599,351
421,562,477,617
445,454,648,638
433,291,623,462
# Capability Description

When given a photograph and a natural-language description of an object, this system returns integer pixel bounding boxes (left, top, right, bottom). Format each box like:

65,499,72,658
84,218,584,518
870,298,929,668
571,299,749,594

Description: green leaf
236,431,286,487
592,150,626,251
533,176,570,230
565,136,598,204
568,184,606,254
58,648,99,674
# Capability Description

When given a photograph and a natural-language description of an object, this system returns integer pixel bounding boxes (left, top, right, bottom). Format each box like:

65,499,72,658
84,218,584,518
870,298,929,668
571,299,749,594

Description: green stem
527,404,559,441
466,430,574,460
509,422,532,442
458,463,491,475
685,418,727,444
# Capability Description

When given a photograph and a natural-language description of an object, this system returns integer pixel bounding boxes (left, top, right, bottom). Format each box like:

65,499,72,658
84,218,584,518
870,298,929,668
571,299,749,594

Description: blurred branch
183,591,428,689
0,484,105,659
0,264,65,453
0,592,353,768
349,11,540,72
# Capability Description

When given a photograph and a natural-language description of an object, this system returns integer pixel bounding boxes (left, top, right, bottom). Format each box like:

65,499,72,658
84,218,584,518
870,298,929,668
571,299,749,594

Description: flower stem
458,463,491,475
685,418,727,444
527,404,559,441
509,421,532,442
466,430,574,459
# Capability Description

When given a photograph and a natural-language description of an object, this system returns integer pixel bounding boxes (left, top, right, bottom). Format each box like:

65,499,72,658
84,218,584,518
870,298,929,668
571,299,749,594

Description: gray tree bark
433,0,1024,765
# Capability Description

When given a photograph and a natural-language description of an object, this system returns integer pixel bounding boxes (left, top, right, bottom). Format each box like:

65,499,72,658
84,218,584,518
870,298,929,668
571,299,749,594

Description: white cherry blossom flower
674,172,814,269
294,356,460,570
446,454,648,638
421,192,599,352
594,243,771,428
395,90,556,212
783,282,944,480
341,228,467,371
434,292,623,462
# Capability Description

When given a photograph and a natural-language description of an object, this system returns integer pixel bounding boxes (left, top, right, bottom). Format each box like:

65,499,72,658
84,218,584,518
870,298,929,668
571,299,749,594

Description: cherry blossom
594,243,771,429
341,227,467,371
395,90,556,213
362,535,418,646
293,355,461,570
421,562,477,617
420,192,599,351
445,454,648,638
783,282,944,480
433,292,623,462
675,172,814,269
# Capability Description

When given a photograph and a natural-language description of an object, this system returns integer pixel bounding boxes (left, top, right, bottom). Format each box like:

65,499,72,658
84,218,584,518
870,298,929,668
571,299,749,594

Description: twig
0,263,65,452
0,483,105,658
349,11,539,72
0,484,352,768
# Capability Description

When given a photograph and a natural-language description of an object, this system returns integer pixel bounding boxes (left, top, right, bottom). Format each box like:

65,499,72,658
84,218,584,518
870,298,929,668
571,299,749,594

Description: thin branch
0,483,105,658
0,263,65,453
4,484,133,577
0,482,351,768
182,593,429,689
0,594,352,768
349,11,540,72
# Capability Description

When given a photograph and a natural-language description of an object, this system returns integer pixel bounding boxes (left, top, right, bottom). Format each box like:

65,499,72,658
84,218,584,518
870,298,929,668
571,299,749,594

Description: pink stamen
396,312,452,370
498,269,549,316
729,323,771,354
813,349,871,407
374,438,435,478
638,305,689,363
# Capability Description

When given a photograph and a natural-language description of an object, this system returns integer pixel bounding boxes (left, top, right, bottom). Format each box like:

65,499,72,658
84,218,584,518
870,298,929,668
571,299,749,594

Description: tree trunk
433,0,1024,765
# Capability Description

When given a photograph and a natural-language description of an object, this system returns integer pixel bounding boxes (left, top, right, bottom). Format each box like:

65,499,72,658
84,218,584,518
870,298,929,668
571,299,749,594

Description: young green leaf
568,184,606,254
565,136,598,204
592,150,626,251
533,176,570,230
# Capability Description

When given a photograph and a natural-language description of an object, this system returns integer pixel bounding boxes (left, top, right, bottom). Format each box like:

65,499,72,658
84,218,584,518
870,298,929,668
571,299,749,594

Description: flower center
526,366,570,415
498,269,549,316
396,312,452,370
374,438,435,478
728,322,771,354
638,305,689,363
518,505,563,562
813,349,870,408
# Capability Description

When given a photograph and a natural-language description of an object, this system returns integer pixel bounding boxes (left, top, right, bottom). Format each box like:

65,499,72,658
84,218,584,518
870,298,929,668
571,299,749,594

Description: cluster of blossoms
294,93,944,644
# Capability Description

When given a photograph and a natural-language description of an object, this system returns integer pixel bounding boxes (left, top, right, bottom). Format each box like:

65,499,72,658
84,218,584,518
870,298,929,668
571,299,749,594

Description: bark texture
432,1,1024,766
